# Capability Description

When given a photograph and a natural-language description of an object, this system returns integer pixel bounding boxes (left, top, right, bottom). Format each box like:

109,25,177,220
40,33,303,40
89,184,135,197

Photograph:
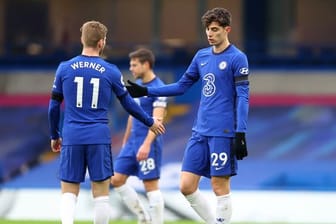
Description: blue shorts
114,137,162,180
182,131,237,178
59,144,113,183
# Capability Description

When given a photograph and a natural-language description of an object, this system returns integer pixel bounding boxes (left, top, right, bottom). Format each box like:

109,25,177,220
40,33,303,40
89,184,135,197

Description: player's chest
198,57,233,80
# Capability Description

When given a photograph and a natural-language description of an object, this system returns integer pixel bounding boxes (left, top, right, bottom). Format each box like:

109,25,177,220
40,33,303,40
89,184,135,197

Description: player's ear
224,26,231,33
97,39,104,49
144,61,151,69
80,36,84,46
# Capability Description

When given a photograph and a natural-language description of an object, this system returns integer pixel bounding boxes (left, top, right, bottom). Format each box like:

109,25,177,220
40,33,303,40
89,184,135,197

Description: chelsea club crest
219,61,227,70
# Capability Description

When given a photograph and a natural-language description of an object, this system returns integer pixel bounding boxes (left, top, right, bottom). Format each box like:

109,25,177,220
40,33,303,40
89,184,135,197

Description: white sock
147,190,164,224
215,194,232,224
94,196,110,224
114,184,150,221
60,192,77,224
185,189,215,224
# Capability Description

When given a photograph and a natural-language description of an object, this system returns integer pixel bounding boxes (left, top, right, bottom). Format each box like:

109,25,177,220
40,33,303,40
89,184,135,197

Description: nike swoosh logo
215,167,224,171
200,62,207,66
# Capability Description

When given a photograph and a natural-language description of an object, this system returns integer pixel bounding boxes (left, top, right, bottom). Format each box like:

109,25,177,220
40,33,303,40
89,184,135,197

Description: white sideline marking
1,189,336,223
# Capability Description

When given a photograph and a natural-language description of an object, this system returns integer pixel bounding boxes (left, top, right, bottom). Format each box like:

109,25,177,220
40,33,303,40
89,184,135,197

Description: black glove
125,80,148,97
234,132,248,160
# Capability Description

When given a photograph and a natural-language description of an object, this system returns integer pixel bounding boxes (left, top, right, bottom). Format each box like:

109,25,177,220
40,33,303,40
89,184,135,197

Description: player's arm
126,56,200,97
118,93,154,126
235,79,249,133
122,116,132,147
48,93,62,139
126,73,198,97
234,54,250,160
48,91,63,152
234,58,249,133
48,63,64,140
117,93,165,135
148,73,199,96
137,106,167,161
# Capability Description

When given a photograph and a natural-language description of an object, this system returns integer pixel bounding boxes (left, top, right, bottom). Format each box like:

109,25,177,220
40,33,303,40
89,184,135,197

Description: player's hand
126,80,148,97
136,143,150,161
234,132,248,160
149,117,165,135
51,138,62,152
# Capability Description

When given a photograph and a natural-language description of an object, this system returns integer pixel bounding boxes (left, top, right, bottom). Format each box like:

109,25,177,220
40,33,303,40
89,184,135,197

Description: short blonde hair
80,21,107,47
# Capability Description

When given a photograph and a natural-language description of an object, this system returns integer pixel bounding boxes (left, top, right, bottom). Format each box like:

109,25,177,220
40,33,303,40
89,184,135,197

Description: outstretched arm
126,72,199,97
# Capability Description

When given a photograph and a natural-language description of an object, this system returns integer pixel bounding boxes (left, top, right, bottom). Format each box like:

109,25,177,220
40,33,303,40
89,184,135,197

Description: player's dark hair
80,21,107,48
129,48,155,69
201,7,232,28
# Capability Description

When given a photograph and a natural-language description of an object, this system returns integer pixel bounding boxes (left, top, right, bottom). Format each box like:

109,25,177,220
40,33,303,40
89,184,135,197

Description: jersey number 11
74,76,100,109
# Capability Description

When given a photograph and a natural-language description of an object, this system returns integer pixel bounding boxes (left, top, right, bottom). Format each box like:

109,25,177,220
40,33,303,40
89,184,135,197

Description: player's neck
142,71,155,83
213,40,230,53
82,47,100,57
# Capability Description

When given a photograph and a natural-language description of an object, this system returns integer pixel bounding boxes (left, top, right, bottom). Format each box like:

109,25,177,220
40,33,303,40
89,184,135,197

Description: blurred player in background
111,48,167,224
48,21,165,224
125,8,249,224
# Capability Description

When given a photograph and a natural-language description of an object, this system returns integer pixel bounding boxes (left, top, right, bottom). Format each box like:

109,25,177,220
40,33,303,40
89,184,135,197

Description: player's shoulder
92,57,120,71
55,57,78,74
57,55,80,68
196,46,213,57
153,76,166,86
92,58,123,79
141,77,164,88
57,55,92,69
66,55,120,71
191,47,212,63
229,44,247,57
103,60,123,76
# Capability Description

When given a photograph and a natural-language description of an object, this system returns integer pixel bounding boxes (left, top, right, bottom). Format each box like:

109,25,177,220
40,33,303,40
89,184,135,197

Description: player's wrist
235,132,245,138
147,117,154,127
50,135,59,140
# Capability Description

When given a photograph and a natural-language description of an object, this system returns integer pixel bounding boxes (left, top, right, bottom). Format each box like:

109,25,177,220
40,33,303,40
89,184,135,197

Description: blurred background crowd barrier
0,0,335,69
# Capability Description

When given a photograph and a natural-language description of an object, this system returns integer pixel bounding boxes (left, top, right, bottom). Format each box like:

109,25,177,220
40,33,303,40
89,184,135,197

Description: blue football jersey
51,55,128,145
131,77,167,138
148,44,249,137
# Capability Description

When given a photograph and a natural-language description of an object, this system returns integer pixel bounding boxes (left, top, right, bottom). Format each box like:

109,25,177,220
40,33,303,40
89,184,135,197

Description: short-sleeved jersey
187,45,249,137
52,55,128,145
131,77,167,139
